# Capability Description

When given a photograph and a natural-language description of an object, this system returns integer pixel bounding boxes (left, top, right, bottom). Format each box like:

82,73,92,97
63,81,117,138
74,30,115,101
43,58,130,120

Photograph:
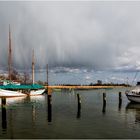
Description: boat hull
29,89,45,96
126,94,140,103
0,89,26,97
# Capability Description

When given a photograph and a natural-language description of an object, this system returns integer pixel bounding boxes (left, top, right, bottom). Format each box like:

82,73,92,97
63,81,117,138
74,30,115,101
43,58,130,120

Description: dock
45,85,126,90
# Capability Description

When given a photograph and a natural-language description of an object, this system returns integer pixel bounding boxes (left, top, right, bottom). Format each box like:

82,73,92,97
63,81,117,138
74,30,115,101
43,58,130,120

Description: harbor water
0,88,140,139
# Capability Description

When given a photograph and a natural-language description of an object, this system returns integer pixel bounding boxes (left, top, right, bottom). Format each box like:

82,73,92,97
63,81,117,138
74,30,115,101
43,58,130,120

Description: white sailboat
0,25,27,97
0,26,45,97
28,49,45,96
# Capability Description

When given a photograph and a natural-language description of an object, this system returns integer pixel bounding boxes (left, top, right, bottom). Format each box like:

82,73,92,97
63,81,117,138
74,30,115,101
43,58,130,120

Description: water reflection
23,95,46,125
76,94,81,119
126,103,140,124
77,104,81,119
118,92,122,111
1,97,27,132
0,95,44,134
47,95,52,122
1,98,7,131
23,95,37,123
0,96,26,106
118,98,122,111
102,93,106,114
77,100,81,119
23,95,45,103
102,101,106,114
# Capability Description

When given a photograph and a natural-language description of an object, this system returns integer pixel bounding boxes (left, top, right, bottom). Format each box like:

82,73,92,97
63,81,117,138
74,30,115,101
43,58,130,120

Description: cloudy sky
0,1,140,71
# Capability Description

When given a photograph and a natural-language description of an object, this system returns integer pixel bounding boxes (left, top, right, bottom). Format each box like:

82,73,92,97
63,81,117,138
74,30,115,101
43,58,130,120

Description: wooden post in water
102,93,106,114
77,93,81,119
103,93,106,103
1,98,7,129
2,98,6,106
47,88,52,122
119,92,122,101
118,92,122,110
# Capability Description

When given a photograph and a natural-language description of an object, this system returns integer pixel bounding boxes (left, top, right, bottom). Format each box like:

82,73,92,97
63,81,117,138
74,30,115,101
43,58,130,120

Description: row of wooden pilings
0,90,123,129
47,91,82,121
77,92,123,115
47,88,123,121
102,92,122,113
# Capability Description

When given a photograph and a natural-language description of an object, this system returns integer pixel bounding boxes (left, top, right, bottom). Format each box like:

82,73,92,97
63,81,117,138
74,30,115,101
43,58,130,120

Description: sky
0,1,140,72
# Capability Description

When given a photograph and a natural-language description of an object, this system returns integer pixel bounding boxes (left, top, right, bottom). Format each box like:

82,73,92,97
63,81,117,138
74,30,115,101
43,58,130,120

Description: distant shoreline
46,85,130,90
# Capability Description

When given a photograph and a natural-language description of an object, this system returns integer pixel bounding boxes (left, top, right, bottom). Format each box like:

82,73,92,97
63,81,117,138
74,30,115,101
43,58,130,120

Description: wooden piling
77,94,81,107
119,92,122,101
118,92,122,110
103,93,106,103
48,88,52,96
2,98,6,106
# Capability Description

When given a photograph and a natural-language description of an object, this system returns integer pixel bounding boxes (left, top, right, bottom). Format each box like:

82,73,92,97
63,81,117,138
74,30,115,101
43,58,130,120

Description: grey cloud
0,1,140,71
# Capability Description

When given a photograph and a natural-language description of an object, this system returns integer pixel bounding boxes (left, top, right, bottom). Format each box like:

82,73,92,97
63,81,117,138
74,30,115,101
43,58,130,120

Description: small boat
125,82,140,103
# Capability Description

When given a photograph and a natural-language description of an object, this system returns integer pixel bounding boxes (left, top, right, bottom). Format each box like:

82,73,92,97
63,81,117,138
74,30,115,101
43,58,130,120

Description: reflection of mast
32,104,36,124
8,25,12,81
32,49,35,84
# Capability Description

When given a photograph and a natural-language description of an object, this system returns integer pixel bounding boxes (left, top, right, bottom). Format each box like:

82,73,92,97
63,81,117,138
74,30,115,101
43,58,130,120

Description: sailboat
27,49,45,96
0,26,45,97
0,25,26,97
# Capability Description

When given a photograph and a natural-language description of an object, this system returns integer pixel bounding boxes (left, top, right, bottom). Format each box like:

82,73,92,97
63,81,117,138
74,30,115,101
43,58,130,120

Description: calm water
0,88,140,139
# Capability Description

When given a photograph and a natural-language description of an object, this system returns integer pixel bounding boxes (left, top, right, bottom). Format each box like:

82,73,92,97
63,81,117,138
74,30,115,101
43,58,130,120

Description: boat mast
8,25,12,81
32,49,35,84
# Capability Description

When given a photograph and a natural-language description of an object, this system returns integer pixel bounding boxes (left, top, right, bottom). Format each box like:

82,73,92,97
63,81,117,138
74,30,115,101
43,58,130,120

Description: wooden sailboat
0,26,45,97
0,25,26,97
28,49,45,96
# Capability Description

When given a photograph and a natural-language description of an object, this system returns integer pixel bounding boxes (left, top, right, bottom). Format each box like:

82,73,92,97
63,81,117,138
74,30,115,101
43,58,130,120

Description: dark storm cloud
0,1,140,71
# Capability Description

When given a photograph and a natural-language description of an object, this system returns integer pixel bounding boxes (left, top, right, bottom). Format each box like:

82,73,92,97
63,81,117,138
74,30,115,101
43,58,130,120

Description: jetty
45,85,126,90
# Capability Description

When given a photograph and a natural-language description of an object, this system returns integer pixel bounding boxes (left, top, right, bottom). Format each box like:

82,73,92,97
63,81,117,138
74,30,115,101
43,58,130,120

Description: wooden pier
45,85,126,90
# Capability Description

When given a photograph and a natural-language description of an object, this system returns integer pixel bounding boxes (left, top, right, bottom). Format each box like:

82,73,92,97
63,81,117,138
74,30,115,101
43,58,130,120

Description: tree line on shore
52,79,130,87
